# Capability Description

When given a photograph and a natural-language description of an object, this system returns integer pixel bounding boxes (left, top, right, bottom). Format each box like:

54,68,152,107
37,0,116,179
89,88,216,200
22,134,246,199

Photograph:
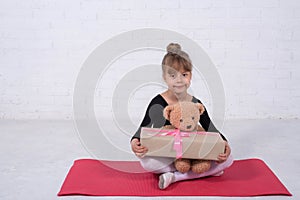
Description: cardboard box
140,127,225,160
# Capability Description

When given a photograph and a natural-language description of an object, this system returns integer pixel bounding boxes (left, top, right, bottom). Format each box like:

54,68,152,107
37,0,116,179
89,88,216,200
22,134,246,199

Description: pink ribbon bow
157,129,196,159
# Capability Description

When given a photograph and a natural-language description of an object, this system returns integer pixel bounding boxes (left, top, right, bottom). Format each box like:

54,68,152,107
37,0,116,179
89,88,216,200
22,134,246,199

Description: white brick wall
0,0,299,120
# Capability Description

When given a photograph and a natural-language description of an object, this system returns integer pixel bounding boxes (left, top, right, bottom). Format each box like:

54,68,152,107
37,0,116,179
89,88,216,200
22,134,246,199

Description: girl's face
163,64,192,95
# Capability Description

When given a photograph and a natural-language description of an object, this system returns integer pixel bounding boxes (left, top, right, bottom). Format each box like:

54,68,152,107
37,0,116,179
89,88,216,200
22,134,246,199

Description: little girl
130,43,233,189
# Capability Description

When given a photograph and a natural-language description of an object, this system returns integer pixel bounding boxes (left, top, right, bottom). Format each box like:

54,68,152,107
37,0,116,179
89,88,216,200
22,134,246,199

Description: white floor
0,119,299,200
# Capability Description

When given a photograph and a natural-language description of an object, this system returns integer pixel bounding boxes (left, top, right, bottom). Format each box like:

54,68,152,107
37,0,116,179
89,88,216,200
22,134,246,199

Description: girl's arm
131,95,168,141
196,99,231,162
130,95,167,157
196,99,227,141
199,108,227,141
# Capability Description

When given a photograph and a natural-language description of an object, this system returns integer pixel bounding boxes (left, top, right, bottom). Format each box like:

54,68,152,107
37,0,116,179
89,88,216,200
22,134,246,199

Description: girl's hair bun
166,43,181,53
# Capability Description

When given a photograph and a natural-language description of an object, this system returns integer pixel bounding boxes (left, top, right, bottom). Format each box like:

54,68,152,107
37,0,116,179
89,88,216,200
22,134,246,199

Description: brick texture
0,0,299,120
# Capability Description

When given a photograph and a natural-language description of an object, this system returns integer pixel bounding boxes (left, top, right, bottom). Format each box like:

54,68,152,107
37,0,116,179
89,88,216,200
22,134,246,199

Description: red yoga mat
57,158,291,197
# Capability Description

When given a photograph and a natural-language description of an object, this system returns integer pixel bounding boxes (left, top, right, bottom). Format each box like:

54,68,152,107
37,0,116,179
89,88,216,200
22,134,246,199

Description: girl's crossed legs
140,155,234,189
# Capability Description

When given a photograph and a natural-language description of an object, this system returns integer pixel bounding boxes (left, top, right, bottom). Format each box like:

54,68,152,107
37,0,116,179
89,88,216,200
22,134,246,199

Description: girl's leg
139,156,176,174
173,154,234,182
159,155,234,189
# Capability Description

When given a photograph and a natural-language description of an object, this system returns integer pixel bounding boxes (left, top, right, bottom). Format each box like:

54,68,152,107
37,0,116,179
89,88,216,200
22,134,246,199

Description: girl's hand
217,141,231,163
131,138,148,158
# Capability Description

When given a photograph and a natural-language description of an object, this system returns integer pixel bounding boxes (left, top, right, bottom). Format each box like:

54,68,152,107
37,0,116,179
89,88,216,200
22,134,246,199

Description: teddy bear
163,101,212,174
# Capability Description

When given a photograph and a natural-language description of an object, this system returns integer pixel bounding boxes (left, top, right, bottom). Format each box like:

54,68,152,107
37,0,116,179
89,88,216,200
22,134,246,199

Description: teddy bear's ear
163,105,174,120
195,103,205,115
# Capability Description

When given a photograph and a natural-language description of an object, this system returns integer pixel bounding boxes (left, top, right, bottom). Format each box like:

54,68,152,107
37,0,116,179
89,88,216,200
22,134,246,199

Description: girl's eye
180,119,183,122
183,73,188,77
170,74,175,78
192,117,194,120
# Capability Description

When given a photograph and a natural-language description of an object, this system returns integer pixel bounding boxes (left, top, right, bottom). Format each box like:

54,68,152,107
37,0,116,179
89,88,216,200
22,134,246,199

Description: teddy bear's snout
186,125,192,129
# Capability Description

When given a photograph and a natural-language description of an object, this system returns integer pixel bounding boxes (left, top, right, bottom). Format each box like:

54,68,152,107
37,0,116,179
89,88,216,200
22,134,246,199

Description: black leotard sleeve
131,95,170,141
192,97,227,141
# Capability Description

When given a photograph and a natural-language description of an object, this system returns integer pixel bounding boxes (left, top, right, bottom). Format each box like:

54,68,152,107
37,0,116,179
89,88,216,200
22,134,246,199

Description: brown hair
162,43,192,74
